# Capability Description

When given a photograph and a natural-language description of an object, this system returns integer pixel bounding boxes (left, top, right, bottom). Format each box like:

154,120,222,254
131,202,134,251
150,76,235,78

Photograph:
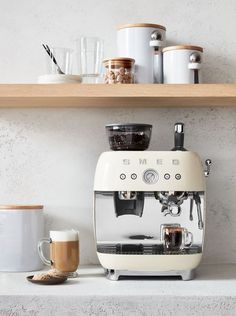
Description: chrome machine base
105,269,195,281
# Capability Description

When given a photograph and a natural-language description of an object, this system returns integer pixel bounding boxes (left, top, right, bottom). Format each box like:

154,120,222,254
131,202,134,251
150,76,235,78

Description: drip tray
97,243,202,255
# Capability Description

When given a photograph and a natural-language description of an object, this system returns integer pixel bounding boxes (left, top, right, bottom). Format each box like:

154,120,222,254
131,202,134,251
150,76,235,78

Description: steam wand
193,192,204,230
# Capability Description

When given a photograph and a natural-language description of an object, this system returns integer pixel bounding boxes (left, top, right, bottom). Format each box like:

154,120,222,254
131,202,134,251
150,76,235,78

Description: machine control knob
143,169,159,184
175,173,181,180
164,173,170,180
131,173,137,180
120,173,126,180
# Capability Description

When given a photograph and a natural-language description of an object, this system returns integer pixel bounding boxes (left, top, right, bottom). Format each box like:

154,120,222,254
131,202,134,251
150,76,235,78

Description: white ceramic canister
163,45,203,84
117,23,166,83
0,205,44,272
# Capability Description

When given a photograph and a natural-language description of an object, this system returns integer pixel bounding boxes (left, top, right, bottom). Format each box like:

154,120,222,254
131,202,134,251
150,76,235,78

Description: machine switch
175,173,181,180
143,169,159,184
120,174,126,180
164,173,170,180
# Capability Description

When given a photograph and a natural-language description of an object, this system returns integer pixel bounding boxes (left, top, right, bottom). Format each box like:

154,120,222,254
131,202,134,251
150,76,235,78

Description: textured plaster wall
0,0,235,264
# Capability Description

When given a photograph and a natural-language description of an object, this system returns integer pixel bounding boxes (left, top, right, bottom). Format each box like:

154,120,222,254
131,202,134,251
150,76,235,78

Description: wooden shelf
0,84,235,107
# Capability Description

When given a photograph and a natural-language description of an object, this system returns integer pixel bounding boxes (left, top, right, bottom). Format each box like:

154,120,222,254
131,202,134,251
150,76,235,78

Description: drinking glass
160,224,193,253
38,230,79,278
45,47,73,75
77,37,103,83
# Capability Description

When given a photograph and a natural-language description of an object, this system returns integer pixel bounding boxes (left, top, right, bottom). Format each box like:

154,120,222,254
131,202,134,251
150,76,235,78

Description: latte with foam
50,231,79,272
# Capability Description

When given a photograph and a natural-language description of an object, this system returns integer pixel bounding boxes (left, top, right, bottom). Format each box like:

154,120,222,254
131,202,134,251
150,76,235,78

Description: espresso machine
94,123,211,280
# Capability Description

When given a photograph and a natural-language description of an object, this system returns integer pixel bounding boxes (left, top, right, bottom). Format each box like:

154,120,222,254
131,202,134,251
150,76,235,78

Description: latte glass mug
38,230,79,278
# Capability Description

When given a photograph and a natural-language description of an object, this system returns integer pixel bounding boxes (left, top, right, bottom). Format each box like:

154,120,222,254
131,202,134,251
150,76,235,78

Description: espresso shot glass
38,230,79,278
160,224,193,253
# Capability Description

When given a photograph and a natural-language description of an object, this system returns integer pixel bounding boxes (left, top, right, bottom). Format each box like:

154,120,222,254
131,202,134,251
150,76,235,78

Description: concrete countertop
0,264,236,316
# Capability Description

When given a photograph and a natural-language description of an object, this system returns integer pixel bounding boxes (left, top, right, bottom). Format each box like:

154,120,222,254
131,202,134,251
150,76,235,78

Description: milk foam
50,230,79,242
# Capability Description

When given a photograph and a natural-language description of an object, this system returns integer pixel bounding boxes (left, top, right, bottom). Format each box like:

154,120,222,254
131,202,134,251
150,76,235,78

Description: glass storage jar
103,57,135,84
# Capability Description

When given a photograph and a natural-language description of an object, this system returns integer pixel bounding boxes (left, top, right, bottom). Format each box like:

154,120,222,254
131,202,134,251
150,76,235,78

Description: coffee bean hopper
93,123,211,280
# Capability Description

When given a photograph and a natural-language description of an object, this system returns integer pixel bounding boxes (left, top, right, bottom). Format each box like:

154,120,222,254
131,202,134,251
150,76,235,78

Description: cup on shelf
38,230,80,278
45,47,73,75
76,37,104,83
38,46,82,84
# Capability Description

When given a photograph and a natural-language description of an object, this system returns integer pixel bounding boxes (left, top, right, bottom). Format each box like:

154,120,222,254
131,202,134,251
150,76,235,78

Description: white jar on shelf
117,23,166,83
163,45,203,84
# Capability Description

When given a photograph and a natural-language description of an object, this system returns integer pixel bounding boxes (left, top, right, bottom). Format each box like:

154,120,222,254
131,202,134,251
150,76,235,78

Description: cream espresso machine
94,123,211,280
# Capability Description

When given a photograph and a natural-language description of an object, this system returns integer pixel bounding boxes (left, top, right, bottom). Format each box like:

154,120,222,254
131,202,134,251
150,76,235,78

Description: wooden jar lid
118,23,166,31
103,57,135,68
163,45,203,53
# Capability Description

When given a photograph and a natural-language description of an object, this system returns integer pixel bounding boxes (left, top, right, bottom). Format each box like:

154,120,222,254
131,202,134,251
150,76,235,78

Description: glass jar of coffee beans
103,57,135,84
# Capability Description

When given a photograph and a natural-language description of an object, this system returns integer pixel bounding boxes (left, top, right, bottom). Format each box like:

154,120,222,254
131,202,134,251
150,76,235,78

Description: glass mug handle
183,229,193,248
38,238,52,266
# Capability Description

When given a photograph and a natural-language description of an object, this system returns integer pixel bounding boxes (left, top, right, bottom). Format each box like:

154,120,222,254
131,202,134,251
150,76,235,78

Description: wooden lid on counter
163,45,203,53
118,23,166,31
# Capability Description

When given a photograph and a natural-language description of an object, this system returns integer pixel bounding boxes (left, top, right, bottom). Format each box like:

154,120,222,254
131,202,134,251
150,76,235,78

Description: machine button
131,173,137,180
175,173,181,180
164,173,170,180
143,169,159,184
120,173,126,180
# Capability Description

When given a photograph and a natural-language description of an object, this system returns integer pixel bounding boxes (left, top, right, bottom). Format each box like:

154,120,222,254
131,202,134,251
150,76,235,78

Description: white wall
0,0,235,264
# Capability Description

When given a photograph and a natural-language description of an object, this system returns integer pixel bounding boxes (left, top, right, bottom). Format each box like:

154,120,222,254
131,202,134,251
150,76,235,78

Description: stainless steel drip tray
97,243,202,255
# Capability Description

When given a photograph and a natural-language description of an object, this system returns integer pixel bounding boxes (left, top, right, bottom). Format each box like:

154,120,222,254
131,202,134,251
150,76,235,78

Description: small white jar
163,45,203,84
117,23,166,83
0,205,44,272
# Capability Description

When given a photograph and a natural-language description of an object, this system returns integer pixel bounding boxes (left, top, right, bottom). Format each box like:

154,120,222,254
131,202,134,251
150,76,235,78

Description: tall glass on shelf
77,37,104,83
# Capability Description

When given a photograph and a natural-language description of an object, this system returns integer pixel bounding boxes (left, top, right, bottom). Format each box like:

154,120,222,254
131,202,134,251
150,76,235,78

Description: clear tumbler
77,37,103,83
45,47,73,75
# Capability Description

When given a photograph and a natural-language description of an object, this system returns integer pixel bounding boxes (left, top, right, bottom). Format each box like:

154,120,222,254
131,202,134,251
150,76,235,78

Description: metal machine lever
204,159,212,177
193,193,203,230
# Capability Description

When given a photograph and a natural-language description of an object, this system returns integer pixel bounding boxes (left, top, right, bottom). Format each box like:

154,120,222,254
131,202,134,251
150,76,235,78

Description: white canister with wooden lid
163,45,203,84
117,23,166,83
0,205,44,272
